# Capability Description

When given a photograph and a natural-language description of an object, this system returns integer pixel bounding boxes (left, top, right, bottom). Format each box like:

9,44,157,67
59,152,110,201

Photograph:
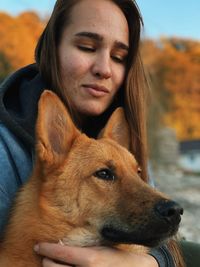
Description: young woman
0,0,184,266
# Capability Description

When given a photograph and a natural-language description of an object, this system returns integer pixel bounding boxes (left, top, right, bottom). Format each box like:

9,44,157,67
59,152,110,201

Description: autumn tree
141,38,200,142
0,11,45,70
0,52,13,82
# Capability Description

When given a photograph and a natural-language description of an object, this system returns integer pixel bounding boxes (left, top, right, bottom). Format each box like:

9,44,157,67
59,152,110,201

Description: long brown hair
35,0,149,182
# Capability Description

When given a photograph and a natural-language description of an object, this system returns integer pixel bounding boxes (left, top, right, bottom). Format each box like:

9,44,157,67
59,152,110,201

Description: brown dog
0,91,183,266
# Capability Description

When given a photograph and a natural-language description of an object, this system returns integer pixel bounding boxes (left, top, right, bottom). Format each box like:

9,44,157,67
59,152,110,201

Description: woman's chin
77,104,108,117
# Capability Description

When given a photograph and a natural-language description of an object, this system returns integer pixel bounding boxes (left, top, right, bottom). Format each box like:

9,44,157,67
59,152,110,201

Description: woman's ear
99,107,130,150
36,90,80,165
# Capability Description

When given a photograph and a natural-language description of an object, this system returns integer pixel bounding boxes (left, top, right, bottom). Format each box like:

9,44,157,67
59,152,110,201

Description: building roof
179,140,200,154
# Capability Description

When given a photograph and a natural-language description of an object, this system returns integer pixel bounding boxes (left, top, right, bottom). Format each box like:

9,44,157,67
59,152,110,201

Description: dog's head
35,90,183,247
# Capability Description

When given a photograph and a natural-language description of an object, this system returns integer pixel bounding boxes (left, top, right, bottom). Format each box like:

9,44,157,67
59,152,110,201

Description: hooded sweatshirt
0,64,175,267
0,64,46,235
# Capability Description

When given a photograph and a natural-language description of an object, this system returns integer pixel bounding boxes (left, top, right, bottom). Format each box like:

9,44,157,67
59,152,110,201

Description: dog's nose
155,200,183,225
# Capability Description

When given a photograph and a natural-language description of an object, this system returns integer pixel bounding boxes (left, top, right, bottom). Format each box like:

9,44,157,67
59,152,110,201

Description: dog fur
0,91,182,267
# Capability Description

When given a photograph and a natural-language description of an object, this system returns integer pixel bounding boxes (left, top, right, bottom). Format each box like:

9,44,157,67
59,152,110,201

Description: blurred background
0,0,199,243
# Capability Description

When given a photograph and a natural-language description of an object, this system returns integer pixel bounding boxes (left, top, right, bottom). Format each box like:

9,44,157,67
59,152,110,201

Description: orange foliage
0,11,45,69
142,38,200,140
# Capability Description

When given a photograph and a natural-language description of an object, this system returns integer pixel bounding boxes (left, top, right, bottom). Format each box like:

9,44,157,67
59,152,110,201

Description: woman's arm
0,125,32,238
0,136,20,237
34,243,159,267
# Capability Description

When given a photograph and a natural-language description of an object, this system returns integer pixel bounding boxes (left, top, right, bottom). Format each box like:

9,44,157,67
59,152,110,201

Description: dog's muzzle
101,200,183,247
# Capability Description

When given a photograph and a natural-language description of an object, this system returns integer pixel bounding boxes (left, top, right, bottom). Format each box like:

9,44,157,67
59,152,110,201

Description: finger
35,243,99,266
42,257,73,267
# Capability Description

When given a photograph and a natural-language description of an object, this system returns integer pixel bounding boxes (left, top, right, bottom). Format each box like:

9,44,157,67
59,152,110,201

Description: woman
0,0,184,266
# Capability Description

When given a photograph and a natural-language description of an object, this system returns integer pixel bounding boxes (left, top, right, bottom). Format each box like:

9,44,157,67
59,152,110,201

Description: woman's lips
82,84,109,97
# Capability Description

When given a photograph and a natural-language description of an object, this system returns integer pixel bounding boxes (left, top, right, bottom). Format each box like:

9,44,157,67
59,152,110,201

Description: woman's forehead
66,0,129,44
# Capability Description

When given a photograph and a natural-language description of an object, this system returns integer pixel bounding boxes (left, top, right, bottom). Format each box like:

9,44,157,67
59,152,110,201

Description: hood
0,64,46,149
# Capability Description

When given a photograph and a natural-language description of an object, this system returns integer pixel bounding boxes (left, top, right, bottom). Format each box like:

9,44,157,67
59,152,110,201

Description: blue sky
137,0,200,40
0,0,199,41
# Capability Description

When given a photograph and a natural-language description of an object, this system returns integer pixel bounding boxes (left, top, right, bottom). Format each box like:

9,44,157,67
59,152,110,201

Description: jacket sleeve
0,125,32,239
149,245,175,267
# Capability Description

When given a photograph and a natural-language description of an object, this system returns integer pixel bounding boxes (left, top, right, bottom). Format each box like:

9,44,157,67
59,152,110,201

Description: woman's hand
34,243,159,267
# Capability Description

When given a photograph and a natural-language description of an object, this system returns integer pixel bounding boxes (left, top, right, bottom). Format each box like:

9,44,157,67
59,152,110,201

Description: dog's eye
94,169,115,181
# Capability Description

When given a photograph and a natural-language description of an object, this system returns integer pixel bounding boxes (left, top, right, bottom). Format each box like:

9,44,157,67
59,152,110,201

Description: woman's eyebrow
75,32,103,42
75,31,129,51
114,41,129,52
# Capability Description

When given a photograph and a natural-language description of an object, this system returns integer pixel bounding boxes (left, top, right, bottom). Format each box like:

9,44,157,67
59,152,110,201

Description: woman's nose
92,52,112,79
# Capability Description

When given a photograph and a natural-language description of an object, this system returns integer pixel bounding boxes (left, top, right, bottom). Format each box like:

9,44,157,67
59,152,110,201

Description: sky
0,0,200,41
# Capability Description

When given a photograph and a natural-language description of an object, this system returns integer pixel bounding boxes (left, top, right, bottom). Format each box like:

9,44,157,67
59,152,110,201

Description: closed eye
111,54,127,64
77,45,96,52
94,168,115,181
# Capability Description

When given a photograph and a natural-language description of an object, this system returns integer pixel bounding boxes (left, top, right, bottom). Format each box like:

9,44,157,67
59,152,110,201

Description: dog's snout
155,200,183,225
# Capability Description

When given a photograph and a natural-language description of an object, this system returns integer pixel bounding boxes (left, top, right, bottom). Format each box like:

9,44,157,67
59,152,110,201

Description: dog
0,90,183,266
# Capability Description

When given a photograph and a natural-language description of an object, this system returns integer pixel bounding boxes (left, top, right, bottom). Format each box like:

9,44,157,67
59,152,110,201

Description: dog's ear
36,90,80,165
99,107,130,149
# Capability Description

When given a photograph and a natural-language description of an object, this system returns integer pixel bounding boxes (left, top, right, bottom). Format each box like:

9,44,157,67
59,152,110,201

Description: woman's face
58,0,129,117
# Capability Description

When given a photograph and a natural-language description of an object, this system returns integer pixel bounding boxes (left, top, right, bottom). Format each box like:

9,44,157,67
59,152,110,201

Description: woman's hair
35,0,149,182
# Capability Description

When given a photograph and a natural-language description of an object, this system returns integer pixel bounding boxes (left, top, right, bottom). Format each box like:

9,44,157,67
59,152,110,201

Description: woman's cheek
63,53,92,78
116,65,126,89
